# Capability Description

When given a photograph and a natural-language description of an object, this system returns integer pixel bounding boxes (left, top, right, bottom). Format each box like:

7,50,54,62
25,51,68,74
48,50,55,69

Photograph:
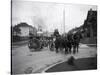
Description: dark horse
54,35,72,54
72,32,82,54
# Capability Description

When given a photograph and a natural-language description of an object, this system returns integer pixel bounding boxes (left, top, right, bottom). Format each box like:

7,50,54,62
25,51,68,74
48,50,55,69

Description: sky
12,0,97,34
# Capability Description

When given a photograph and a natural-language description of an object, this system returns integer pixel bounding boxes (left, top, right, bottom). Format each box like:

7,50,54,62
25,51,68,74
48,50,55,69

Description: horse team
49,32,82,54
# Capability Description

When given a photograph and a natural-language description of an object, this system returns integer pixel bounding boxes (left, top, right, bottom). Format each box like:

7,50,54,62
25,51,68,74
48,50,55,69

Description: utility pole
63,6,65,34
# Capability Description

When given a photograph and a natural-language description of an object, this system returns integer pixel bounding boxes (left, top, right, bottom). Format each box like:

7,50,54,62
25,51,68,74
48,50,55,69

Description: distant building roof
16,22,33,28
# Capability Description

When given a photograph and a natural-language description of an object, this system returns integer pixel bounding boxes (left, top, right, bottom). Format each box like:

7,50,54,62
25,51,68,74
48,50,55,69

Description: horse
72,32,82,54
54,35,72,54
54,36,62,53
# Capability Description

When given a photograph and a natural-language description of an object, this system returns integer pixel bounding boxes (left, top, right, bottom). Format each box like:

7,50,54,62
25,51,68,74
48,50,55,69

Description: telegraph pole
63,6,65,34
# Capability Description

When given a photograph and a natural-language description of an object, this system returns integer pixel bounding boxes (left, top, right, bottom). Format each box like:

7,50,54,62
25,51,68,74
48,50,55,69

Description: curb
42,58,70,73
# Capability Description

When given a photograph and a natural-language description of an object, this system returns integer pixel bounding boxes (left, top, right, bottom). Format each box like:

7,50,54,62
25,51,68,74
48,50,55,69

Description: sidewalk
12,40,29,48
79,43,97,48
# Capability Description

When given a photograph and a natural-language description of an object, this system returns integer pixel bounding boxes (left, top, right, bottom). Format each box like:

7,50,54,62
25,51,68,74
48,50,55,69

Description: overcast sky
12,0,97,34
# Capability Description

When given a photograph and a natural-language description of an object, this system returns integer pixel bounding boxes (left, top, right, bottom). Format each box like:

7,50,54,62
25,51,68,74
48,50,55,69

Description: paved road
11,43,97,74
